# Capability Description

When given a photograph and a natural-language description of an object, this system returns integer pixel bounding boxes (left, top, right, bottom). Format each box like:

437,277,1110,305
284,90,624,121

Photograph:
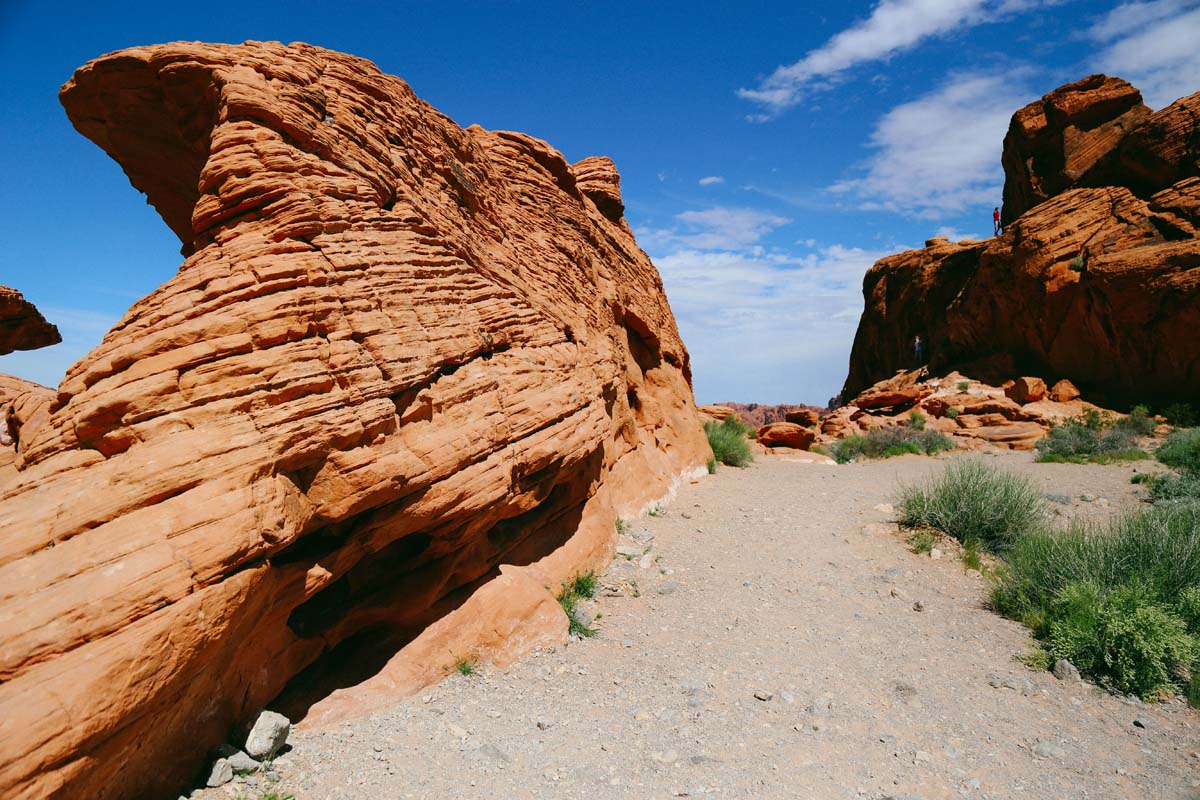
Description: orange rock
1049,379,1081,402
697,404,736,423
0,42,709,800
1004,377,1047,404
784,408,819,427
843,77,1200,410
961,421,1048,450
819,407,863,438
0,286,60,355
756,422,815,449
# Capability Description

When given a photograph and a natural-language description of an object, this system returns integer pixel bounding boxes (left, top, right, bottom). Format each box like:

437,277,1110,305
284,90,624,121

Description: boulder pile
0,41,708,800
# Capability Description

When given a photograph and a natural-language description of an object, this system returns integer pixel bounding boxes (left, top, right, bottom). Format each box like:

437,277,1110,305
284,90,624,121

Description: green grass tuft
558,573,599,638
898,460,1047,551
1157,428,1200,473
705,416,754,468
832,426,954,463
957,381,971,392
908,409,927,431
1035,419,1147,464
454,658,477,676
909,529,937,554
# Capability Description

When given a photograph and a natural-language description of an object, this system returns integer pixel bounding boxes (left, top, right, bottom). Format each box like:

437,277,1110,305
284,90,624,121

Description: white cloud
1088,0,1200,109
653,243,902,404
642,206,791,251
698,176,725,186
0,306,119,389
738,0,1047,114
829,72,1032,218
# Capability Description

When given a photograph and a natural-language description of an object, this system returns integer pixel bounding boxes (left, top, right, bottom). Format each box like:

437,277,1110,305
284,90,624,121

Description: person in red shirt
993,206,1002,235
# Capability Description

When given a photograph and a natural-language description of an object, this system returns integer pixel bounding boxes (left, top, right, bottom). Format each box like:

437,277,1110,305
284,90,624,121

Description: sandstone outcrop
844,78,1200,408
0,41,709,800
713,401,823,428
1004,377,1047,405
697,404,736,423
0,287,60,355
756,421,815,450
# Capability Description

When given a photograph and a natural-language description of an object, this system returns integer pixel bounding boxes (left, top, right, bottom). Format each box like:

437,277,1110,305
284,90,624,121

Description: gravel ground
193,450,1199,800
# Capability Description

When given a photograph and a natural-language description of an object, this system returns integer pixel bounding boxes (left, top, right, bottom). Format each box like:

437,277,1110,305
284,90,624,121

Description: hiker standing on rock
993,206,1002,235
913,334,925,364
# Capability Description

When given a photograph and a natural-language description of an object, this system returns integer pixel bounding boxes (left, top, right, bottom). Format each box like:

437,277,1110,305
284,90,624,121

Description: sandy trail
203,451,1199,800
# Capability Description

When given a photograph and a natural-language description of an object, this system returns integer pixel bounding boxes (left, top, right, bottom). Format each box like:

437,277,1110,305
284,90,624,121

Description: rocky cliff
844,76,1200,407
0,287,60,355
0,41,709,800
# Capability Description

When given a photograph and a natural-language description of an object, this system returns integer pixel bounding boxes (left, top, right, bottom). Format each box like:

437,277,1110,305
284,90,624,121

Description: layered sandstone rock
713,401,823,428
1001,75,1150,225
0,41,708,800
0,287,60,355
756,421,815,449
844,78,1200,408
696,404,736,423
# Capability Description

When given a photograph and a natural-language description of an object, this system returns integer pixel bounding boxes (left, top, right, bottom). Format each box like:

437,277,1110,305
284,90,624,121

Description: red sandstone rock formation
844,78,1200,408
715,402,824,427
756,421,815,449
0,287,60,355
1004,377,1047,404
0,42,709,800
696,404,736,423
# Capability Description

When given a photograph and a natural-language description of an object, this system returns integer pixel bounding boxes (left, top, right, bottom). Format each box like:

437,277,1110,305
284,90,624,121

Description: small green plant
908,409,927,431
647,502,666,517
454,658,477,676
1036,419,1147,464
961,538,983,571
1014,649,1052,671
1164,403,1198,428
909,529,937,554
558,572,599,638
1068,254,1085,272
957,381,971,392
1157,428,1200,473
705,416,754,467
706,457,717,474
898,460,1047,551
945,407,960,420
1115,405,1157,436
1142,471,1200,504
831,427,954,463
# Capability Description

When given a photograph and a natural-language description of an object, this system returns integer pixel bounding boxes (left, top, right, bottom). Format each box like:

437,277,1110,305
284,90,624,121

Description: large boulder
1048,379,1081,403
784,408,819,427
756,422,815,449
1001,75,1150,225
0,286,60,355
0,42,709,800
1004,377,1047,404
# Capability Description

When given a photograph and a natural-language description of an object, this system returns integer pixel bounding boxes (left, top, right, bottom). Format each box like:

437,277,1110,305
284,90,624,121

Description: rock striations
0,42,708,800
0,287,60,356
844,75,1200,407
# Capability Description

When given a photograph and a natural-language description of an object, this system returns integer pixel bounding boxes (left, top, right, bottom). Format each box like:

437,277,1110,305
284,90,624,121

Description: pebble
873,503,895,514
929,547,944,560
912,600,925,612
753,690,774,701
1032,741,1065,759
206,758,233,788
651,750,679,766
244,710,291,759
657,581,681,595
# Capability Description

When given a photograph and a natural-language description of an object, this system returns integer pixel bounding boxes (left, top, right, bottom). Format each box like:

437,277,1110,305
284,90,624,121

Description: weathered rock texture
0,41,708,800
844,76,1200,407
0,287,60,355
713,402,824,428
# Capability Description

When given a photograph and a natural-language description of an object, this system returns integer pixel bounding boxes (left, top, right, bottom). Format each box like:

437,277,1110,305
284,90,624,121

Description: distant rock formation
713,401,825,428
0,286,60,355
0,42,709,800
844,76,1200,407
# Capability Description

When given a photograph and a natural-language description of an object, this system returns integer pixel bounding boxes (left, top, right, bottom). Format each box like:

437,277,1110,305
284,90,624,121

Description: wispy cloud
698,176,726,186
829,71,1032,218
738,0,1048,116
1088,0,1200,109
641,206,792,251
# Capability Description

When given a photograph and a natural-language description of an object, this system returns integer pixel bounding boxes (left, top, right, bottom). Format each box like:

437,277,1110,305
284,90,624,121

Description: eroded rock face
845,78,1200,408
0,286,61,355
756,421,815,450
0,41,708,800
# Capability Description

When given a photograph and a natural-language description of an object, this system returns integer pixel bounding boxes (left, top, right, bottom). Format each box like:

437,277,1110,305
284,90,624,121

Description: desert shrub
945,407,960,419
1144,471,1200,504
898,460,1047,550
705,416,754,468
1164,404,1198,428
832,435,869,464
833,427,955,463
908,409,927,431
957,381,971,392
558,571,599,638
1036,421,1147,464
1068,254,1085,272
1115,405,1156,436
993,503,1200,698
1157,428,1200,473
706,457,717,474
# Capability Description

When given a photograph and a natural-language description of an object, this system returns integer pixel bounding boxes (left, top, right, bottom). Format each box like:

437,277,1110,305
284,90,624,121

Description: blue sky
1,1,1198,405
